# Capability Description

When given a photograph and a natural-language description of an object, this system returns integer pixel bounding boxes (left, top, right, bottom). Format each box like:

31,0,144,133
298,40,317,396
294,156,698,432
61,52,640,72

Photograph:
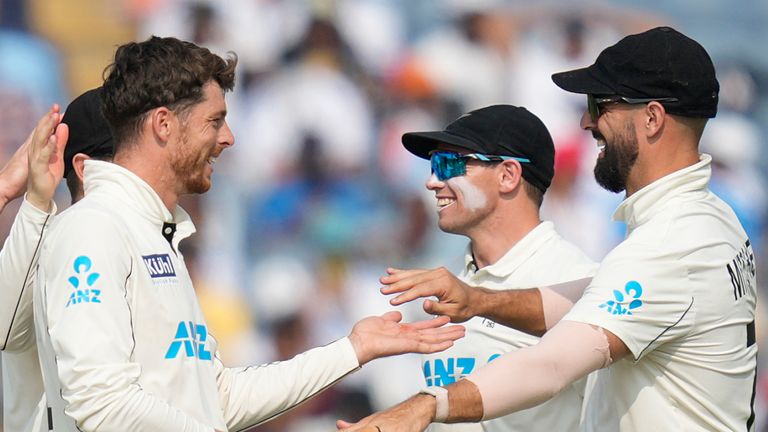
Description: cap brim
402,131,482,159
551,67,615,95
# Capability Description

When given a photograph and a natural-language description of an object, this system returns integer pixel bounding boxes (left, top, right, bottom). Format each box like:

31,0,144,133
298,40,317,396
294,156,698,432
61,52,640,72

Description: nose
220,120,235,147
425,172,445,191
579,110,594,131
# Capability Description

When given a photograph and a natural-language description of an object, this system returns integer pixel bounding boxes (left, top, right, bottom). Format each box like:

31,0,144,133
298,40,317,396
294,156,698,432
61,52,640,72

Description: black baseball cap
402,105,555,192
551,26,719,118
61,87,114,178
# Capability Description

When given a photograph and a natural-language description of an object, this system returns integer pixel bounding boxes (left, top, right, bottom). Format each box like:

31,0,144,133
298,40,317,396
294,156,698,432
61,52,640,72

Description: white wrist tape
419,386,449,422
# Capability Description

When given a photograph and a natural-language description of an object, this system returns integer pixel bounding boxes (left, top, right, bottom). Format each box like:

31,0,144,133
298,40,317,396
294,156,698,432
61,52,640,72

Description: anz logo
424,355,503,386
65,256,102,307
599,280,644,316
165,321,212,361
142,254,177,279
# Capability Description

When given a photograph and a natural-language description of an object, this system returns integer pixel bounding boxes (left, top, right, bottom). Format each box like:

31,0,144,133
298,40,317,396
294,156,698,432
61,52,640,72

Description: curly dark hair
101,36,237,150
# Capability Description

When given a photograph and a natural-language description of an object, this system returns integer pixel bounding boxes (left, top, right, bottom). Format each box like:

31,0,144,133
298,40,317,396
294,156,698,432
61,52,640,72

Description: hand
0,129,34,211
381,267,479,323
26,105,69,212
348,311,464,365
337,394,435,431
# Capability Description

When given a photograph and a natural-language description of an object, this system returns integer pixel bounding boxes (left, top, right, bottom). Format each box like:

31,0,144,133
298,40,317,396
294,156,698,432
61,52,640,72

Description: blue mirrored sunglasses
429,151,531,181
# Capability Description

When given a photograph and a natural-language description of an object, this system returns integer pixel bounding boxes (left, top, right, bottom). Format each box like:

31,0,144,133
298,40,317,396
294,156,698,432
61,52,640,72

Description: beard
593,121,639,193
172,132,213,195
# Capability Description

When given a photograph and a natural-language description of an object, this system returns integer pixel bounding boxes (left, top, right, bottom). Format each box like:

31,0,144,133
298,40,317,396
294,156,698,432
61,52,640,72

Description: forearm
465,320,610,420
471,287,547,336
472,278,592,336
218,337,360,430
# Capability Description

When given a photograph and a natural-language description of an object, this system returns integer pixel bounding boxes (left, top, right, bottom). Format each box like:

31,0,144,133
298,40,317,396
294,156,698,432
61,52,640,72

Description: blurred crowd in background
1,0,768,430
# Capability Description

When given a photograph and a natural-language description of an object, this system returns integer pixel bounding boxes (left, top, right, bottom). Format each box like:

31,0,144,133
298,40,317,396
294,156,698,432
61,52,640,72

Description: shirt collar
613,154,712,230
463,221,558,278
83,160,196,242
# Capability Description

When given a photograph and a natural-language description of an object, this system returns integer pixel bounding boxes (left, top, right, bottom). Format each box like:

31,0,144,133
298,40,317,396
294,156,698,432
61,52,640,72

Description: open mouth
206,156,217,165
436,197,456,211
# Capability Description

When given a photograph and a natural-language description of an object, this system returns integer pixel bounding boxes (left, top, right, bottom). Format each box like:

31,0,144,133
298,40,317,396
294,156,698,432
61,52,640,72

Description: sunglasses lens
431,152,466,181
587,94,599,122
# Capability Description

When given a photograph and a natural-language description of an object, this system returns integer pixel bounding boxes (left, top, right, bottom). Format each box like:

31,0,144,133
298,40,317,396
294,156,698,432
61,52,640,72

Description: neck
114,150,179,212
625,134,700,197
467,209,541,269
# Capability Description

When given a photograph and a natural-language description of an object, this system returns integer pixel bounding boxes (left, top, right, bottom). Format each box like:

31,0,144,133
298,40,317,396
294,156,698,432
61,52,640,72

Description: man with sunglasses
338,27,756,432
341,104,598,432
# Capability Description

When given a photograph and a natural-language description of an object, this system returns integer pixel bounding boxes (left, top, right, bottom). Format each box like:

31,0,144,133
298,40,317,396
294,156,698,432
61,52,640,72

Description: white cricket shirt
565,154,757,431
423,221,598,431
34,160,360,431
1,197,55,432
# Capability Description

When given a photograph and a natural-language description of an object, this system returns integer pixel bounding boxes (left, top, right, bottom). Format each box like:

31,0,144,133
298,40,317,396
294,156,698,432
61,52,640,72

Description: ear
149,107,175,143
498,159,524,193
72,153,91,183
643,101,666,138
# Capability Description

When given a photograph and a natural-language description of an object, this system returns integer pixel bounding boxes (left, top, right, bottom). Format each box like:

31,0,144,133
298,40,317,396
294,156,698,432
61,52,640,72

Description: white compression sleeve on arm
537,278,591,330
466,320,611,420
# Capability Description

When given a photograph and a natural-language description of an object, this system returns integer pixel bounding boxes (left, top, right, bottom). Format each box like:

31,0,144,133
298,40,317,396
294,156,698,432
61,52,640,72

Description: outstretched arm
217,311,464,431
349,311,465,365
337,320,628,431
382,267,590,336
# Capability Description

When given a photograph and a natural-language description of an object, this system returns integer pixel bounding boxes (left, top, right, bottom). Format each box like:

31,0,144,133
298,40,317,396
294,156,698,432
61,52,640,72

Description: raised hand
27,104,69,212
380,267,480,323
348,311,464,365
0,129,34,211
336,394,435,432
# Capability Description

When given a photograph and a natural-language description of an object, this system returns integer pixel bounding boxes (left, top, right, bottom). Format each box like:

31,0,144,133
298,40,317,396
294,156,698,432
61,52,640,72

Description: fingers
337,419,353,429
380,310,403,323
390,281,442,306
405,315,450,330
415,324,465,343
54,122,69,156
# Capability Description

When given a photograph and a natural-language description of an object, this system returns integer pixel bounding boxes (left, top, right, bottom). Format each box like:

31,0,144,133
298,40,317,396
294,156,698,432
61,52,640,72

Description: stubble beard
173,132,212,195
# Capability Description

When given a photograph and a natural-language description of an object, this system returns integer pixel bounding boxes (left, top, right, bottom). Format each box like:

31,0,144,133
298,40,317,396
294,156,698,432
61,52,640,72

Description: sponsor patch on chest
142,253,177,279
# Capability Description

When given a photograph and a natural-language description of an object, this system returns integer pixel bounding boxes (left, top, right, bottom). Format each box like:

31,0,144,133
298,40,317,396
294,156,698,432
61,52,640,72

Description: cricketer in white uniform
35,160,361,431
565,154,757,431
399,105,599,431
34,36,463,432
423,223,597,432
1,107,68,432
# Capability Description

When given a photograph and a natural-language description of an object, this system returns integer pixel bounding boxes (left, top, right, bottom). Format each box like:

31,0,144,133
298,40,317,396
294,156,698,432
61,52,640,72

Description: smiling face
425,144,498,235
581,101,640,193
170,81,234,194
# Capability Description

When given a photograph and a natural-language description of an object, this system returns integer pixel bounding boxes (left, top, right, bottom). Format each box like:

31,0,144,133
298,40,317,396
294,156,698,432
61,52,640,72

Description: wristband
419,386,449,422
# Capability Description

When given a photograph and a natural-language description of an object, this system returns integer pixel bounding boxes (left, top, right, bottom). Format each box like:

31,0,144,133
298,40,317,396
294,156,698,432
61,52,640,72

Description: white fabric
1,197,56,432
467,320,612,420
34,160,360,431
422,221,598,432
564,154,757,431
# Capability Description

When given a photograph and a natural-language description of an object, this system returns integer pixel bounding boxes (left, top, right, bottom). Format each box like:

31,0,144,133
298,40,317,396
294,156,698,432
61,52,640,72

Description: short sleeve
563,242,695,360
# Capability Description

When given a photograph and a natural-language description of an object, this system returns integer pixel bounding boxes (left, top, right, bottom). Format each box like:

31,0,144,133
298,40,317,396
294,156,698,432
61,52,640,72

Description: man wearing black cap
0,105,68,432
369,104,597,432
339,27,756,432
